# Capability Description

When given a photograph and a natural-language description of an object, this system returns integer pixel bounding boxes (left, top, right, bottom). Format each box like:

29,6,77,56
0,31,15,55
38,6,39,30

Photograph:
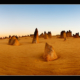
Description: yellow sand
0,36,80,75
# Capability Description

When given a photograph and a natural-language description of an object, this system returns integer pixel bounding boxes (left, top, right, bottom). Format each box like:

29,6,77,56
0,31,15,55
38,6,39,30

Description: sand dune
0,36,80,75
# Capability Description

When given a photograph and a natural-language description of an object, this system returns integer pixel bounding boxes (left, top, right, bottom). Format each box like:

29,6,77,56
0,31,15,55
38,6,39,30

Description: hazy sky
0,4,80,37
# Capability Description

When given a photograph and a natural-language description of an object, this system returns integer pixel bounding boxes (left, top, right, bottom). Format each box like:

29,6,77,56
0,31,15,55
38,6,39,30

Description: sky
0,4,80,37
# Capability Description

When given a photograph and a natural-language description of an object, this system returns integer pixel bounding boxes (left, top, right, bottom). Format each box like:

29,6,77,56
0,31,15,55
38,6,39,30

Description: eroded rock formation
43,43,58,61
73,33,79,38
39,33,44,38
60,31,66,38
8,36,20,46
44,31,48,39
32,28,39,43
48,31,52,38
66,30,72,37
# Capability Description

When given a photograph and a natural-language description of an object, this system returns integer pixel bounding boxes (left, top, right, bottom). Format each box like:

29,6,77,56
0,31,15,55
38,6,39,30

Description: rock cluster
73,33,79,38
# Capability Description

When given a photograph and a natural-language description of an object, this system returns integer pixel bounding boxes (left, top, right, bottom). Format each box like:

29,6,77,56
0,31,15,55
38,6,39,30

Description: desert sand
0,36,80,75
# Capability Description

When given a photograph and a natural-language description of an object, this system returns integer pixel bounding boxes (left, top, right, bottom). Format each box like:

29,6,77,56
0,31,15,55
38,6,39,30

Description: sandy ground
0,36,80,75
